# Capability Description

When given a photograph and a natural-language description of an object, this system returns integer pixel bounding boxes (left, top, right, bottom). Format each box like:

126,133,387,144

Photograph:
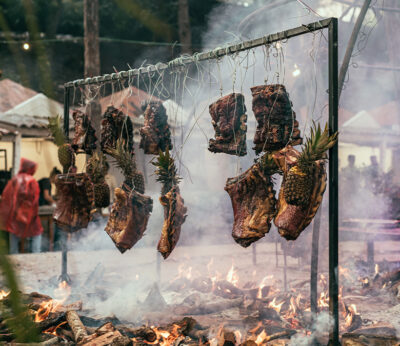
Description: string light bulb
292,63,301,77
22,42,30,50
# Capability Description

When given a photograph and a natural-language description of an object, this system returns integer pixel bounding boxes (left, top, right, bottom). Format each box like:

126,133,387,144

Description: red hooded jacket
0,158,43,238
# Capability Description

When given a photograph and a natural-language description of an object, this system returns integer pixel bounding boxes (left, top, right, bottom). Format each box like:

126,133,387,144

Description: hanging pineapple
274,122,338,240
152,148,187,259
109,139,145,194
86,152,110,208
152,148,181,196
105,138,153,253
48,115,75,171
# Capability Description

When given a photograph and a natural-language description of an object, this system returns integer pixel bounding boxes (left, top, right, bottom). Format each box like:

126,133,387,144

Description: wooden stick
66,310,88,342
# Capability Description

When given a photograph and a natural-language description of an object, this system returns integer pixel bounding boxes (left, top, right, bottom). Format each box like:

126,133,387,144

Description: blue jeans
9,233,42,254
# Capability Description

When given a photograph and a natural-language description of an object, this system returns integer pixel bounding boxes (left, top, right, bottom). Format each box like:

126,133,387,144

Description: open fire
1,256,399,345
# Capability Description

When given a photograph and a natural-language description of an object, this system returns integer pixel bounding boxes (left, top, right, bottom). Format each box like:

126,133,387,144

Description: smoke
16,0,398,334
289,312,333,345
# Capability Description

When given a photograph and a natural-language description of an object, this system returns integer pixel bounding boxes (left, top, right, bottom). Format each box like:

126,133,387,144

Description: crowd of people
340,154,397,221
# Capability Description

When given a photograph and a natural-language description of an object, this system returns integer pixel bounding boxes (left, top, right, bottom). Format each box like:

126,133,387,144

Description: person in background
0,158,43,254
341,154,360,192
340,154,361,219
38,167,61,206
363,155,382,193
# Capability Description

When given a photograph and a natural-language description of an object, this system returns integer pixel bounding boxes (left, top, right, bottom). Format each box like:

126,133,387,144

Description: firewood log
66,310,88,342
173,297,243,315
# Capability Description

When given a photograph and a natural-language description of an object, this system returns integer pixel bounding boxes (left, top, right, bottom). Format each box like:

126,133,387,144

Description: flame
318,291,329,308
0,289,10,300
35,281,71,323
207,258,214,275
268,298,284,313
226,263,239,287
234,330,242,345
375,264,380,275
344,304,358,328
44,321,67,337
256,275,272,299
136,274,140,280
135,324,182,346
255,330,267,345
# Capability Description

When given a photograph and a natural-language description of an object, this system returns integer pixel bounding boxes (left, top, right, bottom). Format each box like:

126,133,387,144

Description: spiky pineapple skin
133,171,145,194
283,166,313,207
93,182,110,208
58,144,75,169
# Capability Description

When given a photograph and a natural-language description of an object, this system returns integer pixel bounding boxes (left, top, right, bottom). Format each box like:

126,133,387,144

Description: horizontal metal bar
355,63,400,72
335,0,400,13
64,18,333,88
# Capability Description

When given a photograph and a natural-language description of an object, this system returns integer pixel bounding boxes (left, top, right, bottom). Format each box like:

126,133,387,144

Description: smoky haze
26,1,397,336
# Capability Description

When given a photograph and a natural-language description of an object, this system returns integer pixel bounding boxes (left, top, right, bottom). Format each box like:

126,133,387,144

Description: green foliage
258,152,280,175
151,148,181,194
87,151,108,184
109,138,136,181
0,235,39,342
48,115,66,147
298,121,338,172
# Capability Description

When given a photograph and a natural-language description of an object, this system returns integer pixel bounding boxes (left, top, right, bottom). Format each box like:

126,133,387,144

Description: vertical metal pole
283,243,287,292
328,18,339,345
310,210,321,314
64,87,70,138
157,252,161,282
60,87,70,283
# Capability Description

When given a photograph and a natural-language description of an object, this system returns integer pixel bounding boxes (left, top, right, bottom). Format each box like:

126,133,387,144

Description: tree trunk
178,0,192,55
84,0,100,78
83,0,101,146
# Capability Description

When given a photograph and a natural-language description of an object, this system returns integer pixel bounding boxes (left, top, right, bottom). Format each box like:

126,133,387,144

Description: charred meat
158,186,187,259
105,139,152,252
53,173,94,231
105,187,153,253
225,158,278,248
251,84,302,154
274,123,337,240
71,110,97,154
100,106,134,155
208,93,247,156
140,101,172,154
152,149,187,259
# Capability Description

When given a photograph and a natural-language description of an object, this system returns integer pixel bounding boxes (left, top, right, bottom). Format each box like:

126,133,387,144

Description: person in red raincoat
0,158,43,254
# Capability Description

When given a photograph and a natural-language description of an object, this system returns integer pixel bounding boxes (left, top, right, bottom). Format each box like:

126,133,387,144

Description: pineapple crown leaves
258,152,281,175
48,115,66,147
298,121,338,171
87,151,108,184
109,138,137,180
151,147,181,189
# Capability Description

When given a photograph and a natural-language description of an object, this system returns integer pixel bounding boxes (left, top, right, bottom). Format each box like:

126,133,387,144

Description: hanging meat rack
62,17,339,344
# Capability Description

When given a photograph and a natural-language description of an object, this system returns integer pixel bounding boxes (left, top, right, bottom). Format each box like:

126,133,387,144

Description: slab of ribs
251,84,302,154
105,187,153,253
158,186,187,259
225,162,277,247
140,101,172,155
53,173,94,231
273,147,327,240
71,110,97,154
208,93,247,156
101,106,134,155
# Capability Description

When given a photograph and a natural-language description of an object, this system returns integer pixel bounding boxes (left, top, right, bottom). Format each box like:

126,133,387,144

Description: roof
99,86,161,118
0,78,37,113
4,93,63,121
0,93,70,137
340,101,400,147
